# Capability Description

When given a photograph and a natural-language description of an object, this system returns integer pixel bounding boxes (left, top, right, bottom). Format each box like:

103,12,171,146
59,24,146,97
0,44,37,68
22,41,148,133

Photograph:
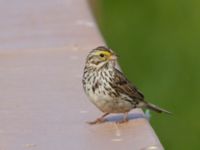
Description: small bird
82,46,171,124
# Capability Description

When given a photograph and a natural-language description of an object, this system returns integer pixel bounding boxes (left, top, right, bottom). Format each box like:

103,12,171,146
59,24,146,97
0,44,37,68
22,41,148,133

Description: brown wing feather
111,69,171,114
112,69,144,101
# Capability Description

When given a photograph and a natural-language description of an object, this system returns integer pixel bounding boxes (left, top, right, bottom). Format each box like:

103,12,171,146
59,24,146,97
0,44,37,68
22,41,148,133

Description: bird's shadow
105,113,147,123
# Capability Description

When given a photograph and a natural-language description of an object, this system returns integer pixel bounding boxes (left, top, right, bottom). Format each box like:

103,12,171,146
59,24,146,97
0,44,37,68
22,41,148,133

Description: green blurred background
91,0,200,149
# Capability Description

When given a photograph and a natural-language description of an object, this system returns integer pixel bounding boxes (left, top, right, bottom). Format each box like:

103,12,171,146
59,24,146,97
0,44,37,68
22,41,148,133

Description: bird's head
85,46,117,69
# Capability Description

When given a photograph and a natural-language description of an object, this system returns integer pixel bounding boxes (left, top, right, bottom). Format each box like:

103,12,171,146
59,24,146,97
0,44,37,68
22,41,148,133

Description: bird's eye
100,53,104,57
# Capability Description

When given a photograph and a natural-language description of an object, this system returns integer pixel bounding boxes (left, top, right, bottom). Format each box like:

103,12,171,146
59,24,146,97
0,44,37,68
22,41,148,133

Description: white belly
83,68,133,113
84,83,132,113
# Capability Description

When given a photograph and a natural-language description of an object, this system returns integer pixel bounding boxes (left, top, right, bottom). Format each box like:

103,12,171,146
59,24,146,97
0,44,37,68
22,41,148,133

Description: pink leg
117,112,129,124
88,113,110,125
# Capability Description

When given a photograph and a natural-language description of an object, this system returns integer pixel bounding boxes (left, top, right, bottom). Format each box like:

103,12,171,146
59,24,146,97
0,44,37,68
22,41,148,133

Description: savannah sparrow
82,46,171,124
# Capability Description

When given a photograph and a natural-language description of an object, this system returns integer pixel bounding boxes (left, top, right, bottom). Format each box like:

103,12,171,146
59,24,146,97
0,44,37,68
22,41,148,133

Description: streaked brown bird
82,46,171,124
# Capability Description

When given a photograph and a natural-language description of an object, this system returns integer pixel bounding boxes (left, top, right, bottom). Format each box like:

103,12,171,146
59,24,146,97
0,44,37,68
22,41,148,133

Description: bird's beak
109,53,118,60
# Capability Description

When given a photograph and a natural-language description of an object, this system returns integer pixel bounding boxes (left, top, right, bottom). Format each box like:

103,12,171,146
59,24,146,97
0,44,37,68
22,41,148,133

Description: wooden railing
0,0,163,149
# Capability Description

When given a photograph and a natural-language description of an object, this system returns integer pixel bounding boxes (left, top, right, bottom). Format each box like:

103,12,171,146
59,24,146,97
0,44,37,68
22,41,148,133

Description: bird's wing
111,68,144,101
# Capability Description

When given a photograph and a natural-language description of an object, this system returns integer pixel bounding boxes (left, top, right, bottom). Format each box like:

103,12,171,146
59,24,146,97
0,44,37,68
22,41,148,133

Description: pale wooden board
0,0,163,149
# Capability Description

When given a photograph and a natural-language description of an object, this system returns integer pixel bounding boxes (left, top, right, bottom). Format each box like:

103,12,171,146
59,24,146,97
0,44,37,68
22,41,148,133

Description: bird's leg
117,112,129,124
88,113,110,125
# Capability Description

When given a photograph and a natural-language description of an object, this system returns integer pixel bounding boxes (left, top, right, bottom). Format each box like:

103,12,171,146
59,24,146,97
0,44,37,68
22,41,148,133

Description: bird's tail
145,102,172,114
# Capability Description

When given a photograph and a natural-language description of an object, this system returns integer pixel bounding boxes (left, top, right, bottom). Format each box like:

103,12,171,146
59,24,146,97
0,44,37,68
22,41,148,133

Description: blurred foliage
93,0,200,149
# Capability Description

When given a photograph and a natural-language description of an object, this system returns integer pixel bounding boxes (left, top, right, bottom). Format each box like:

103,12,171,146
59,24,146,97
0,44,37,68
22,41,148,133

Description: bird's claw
87,118,106,125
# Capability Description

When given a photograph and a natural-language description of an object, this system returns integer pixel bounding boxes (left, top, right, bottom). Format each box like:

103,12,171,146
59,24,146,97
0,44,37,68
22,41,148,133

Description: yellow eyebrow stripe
95,51,111,56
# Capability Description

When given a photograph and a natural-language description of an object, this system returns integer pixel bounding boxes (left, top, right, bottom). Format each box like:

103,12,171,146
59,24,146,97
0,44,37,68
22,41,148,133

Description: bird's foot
116,112,129,124
87,118,106,125
87,113,110,125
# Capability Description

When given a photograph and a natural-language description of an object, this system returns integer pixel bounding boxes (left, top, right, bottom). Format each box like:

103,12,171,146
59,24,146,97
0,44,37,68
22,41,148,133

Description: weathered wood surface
0,0,163,149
